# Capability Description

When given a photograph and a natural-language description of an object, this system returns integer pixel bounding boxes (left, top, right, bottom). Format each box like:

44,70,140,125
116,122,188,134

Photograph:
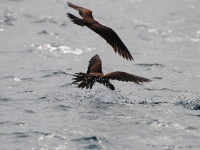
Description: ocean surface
0,0,200,149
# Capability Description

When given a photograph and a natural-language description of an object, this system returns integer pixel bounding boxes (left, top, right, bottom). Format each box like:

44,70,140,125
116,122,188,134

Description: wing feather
103,71,151,84
72,72,96,89
67,13,86,26
88,24,133,60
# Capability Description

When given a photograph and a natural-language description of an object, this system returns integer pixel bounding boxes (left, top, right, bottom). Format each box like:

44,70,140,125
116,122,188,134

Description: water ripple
13,132,29,138
24,110,35,114
0,11,16,26
0,96,11,101
153,77,163,79
135,63,166,67
37,30,59,36
53,104,72,111
42,70,72,78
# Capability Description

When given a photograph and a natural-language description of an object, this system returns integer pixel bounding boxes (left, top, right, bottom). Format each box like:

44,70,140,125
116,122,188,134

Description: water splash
176,91,200,110
93,89,131,104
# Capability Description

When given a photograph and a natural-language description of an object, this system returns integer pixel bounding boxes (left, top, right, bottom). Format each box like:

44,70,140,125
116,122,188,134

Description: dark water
0,0,200,149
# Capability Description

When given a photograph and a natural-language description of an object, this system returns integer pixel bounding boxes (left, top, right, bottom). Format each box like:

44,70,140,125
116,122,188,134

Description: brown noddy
72,54,151,90
67,2,134,61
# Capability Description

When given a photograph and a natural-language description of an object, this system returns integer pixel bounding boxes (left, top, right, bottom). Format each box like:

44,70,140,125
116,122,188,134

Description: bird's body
67,2,134,61
72,54,151,90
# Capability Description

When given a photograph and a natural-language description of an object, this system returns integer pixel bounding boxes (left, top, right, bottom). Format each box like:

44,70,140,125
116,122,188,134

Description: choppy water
0,0,200,149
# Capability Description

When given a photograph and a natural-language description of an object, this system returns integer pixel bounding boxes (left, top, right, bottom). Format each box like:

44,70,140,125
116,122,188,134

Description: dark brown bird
72,54,151,90
67,2,133,61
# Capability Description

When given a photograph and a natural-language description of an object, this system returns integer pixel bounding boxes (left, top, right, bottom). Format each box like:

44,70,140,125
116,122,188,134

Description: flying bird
67,2,133,61
72,54,151,90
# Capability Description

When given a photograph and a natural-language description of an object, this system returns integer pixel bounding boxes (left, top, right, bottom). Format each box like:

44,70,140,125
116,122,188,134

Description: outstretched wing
87,54,102,74
88,24,134,61
103,71,151,84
